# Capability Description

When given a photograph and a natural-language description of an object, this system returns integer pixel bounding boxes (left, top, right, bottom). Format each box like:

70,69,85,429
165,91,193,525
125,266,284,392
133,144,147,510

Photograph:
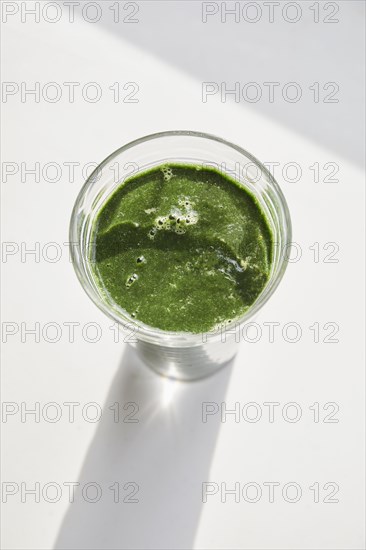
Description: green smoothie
90,164,273,333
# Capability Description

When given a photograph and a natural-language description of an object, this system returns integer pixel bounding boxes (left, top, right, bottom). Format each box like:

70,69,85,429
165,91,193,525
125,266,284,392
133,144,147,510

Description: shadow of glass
54,345,234,550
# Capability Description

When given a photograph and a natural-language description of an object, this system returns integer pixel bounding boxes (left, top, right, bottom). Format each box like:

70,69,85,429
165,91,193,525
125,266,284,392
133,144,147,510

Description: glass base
133,337,239,381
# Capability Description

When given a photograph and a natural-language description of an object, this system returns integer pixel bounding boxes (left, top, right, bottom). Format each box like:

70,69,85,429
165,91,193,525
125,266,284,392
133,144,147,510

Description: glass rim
70,130,292,346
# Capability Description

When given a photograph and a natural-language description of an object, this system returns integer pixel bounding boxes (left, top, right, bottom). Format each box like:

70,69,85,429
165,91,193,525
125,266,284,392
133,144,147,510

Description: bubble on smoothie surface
148,227,157,240
151,198,199,236
161,166,174,181
126,273,139,288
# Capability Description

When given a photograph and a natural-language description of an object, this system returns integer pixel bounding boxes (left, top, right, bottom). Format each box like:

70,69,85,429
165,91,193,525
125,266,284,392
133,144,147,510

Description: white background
1,1,365,549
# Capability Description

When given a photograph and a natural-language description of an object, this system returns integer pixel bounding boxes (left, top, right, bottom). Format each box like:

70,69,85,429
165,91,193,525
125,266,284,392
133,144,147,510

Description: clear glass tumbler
70,131,292,380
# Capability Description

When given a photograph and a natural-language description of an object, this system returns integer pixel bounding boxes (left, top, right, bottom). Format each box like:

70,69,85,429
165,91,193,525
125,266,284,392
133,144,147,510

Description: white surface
1,2,365,549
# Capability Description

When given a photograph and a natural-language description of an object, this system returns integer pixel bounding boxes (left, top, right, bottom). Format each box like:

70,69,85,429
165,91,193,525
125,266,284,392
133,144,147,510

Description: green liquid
91,164,273,333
